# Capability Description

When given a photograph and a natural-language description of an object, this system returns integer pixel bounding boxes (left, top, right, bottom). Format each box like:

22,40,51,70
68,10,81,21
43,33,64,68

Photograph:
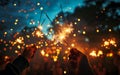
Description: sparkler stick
41,19,46,26
60,4,63,12
39,11,43,25
44,12,52,23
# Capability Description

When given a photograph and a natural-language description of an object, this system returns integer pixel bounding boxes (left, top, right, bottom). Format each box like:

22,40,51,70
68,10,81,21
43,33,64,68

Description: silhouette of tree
50,0,120,53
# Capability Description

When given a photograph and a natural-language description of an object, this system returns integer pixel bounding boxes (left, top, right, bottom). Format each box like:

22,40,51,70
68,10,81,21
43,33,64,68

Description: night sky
0,0,84,39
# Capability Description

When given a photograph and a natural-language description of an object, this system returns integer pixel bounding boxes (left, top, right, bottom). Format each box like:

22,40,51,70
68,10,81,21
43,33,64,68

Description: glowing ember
89,51,97,57
38,25,43,30
53,23,74,43
36,31,43,37
64,70,67,74
97,50,103,56
53,56,58,62
104,41,109,46
71,43,75,47
103,38,116,48
106,53,113,57
90,50,103,57
16,37,24,44
41,50,45,56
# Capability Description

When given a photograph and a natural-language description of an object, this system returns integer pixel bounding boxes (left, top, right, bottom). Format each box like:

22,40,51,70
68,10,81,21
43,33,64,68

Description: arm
0,45,36,75
2,55,29,75
79,55,94,75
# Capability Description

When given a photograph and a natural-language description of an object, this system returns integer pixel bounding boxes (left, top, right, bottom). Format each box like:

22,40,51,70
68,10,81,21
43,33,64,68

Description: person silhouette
68,48,94,75
0,45,37,75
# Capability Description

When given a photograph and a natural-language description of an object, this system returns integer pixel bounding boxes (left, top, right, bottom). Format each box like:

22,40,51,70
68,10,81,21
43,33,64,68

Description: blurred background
0,0,120,75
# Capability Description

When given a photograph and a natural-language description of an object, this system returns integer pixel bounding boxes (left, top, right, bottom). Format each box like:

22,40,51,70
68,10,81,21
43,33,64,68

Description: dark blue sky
0,0,84,37
0,0,120,39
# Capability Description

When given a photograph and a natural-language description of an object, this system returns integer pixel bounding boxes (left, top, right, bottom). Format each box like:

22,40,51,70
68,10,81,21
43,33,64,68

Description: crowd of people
0,45,120,75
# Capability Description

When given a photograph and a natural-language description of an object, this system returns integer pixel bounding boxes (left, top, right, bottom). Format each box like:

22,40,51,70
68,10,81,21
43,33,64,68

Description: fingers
21,44,37,62
69,48,80,60
27,45,37,57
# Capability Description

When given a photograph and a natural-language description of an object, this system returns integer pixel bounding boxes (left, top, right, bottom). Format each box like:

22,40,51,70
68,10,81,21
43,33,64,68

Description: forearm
3,55,29,75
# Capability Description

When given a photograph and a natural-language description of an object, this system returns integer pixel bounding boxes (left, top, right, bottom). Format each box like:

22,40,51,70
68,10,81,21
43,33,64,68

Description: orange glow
38,25,43,30
73,34,76,37
96,29,99,33
41,50,45,56
36,31,43,37
16,37,24,44
118,51,120,56
53,23,73,43
59,34,65,41
97,50,103,56
110,39,115,45
4,32,7,35
64,70,67,74
68,47,71,50
45,54,49,57
104,41,109,46
89,51,97,57
103,38,116,48
106,53,113,57
17,45,21,49
53,56,58,62
109,29,112,32
15,50,19,54
63,56,66,60
82,31,86,34
4,56,9,61
71,43,75,47
78,18,81,21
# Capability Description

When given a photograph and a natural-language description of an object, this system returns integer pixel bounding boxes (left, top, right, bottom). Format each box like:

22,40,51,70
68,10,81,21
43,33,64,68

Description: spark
4,56,9,61
53,23,74,43
106,53,113,57
64,71,67,74
13,3,17,6
71,43,75,47
77,18,81,21
36,31,43,37
74,22,77,25
37,2,40,6
89,51,97,57
103,38,116,47
40,7,43,10
38,25,43,30
16,37,24,44
4,32,7,35
96,29,99,33
41,50,45,56
104,41,109,46
97,50,103,56
53,56,58,62
109,29,112,32
82,31,86,34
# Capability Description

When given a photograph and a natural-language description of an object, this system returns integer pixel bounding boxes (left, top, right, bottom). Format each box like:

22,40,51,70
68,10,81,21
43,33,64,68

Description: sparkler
15,37,24,44
102,38,117,48
89,50,103,57
32,30,44,38
52,23,74,44
89,50,97,57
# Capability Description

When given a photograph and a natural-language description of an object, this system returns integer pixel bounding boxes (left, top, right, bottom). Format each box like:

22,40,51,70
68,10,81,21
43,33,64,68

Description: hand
68,48,94,75
22,45,37,63
68,48,82,69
